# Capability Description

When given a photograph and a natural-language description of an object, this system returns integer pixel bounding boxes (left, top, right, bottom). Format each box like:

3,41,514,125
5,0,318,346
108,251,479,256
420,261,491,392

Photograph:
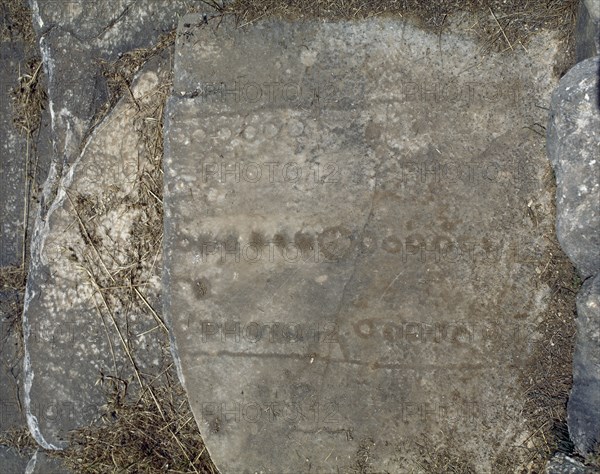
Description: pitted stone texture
164,15,564,472
568,273,600,456
23,58,169,449
547,56,600,279
29,0,194,219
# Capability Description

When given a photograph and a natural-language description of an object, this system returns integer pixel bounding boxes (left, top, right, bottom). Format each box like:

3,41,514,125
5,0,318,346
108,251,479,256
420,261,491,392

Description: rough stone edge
22,99,100,451
22,1,67,451
161,94,186,391
20,53,169,451
549,3,600,465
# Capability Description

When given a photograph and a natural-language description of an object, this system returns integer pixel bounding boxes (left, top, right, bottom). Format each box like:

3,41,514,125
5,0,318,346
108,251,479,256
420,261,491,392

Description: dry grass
56,374,217,474
0,426,38,452
12,57,46,136
0,265,27,355
206,0,578,51
0,265,27,291
393,434,477,474
87,31,177,139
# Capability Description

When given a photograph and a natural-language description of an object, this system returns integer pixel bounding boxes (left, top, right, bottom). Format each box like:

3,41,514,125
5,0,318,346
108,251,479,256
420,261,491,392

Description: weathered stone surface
0,40,27,268
21,0,199,449
0,445,28,473
23,57,170,449
568,273,600,456
26,450,71,474
576,0,600,62
23,0,198,449
547,56,600,279
28,0,193,219
546,453,592,474
1,289,24,434
164,14,562,472
1,35,53,445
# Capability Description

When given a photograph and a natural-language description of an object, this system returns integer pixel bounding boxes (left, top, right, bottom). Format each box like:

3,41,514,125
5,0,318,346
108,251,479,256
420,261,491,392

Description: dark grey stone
1,34,53,269
1,290,25,434
0,445,29,474
0,446,72,474
568,273,600,456
576,0,600,63
547,56,600,279
1,32,53,447
1,40,28,267
28,450,71,474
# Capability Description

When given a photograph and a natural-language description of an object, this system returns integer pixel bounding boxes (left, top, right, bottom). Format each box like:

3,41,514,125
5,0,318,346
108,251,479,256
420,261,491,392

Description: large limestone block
164,14,562,473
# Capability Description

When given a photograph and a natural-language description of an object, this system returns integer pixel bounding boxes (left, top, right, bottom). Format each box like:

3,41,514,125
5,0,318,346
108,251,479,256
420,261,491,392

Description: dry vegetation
0,0,591,472
207,0,578,52
517,167,586,471
61,376,216,473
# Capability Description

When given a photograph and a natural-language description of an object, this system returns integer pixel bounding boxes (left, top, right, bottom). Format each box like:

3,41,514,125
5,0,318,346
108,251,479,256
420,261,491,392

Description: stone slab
1,35,53,442
546,453,592,474
23,57,171,449
0,446,28,474
164,14,563,473
27,450,71,474
23,0,211,453
1,289,25,434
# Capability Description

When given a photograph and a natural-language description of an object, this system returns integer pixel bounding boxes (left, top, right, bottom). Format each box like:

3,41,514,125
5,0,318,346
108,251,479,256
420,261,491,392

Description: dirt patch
0,0,36,46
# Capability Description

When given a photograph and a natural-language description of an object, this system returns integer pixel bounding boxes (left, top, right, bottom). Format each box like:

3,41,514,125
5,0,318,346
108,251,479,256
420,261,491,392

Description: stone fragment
164,14,563,472
568,273,600,456
547,56,600,279
576,0,600,62
23,57,170,449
